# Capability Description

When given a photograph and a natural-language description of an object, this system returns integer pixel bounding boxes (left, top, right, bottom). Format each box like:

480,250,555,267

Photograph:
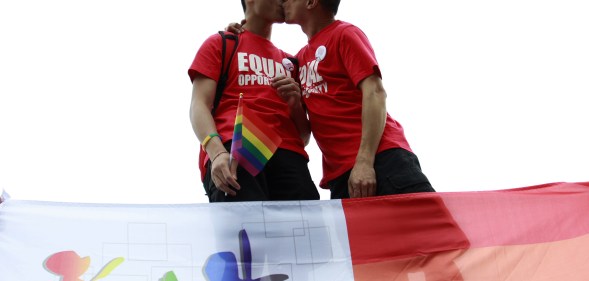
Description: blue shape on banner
203,230,289,281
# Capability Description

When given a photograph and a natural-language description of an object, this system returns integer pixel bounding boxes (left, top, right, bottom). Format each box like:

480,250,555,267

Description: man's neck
302,15,335,39
243,19,273,40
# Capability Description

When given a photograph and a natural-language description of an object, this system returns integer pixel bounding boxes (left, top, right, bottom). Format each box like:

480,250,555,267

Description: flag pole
229,93,244,168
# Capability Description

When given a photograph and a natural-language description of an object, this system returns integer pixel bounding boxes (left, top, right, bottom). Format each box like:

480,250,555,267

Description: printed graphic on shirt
299,59,328,96
237,52,291,86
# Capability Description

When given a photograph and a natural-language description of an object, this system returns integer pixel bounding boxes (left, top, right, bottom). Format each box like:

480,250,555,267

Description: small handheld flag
230,93,282,176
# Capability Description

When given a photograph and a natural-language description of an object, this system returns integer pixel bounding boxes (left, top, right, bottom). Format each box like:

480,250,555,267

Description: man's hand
272,75,311,144
348,161,377,198
272,76,302,107
210,151,240,196
225,20,245,34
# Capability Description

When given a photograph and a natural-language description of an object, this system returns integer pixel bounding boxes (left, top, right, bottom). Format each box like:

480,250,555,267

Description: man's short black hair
241,0,246,12
320,0,341,15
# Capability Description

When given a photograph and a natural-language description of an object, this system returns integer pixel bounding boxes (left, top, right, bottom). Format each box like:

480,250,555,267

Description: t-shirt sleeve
187,34,222,83
338,26,382,87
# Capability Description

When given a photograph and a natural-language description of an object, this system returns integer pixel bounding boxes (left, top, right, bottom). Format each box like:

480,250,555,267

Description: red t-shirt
296,21,412,188
188,31,308,181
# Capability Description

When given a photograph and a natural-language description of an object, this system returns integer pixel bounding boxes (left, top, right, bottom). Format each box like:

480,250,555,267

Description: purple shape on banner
203,230,289,281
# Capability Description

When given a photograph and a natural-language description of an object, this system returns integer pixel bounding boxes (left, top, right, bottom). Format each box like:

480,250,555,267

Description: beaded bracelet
201,133,221,150
211,151,229,163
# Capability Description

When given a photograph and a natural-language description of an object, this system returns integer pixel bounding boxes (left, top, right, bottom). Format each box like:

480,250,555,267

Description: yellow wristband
202,133,221,150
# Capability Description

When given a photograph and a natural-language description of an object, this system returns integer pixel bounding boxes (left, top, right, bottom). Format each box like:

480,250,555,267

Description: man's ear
306,0,319,9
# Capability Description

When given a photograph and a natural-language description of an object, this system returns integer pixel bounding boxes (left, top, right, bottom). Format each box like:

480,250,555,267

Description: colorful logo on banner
43,230,288,281
43,251,124,281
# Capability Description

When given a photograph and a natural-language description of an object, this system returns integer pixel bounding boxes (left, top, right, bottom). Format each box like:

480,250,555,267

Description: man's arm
190,75,240,195
348,74,387,198
272,76,311,145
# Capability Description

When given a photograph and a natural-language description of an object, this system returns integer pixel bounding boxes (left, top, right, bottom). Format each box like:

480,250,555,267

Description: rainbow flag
230,93,282,176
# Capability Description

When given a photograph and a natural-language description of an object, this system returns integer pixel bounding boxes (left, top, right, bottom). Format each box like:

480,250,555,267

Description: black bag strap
212,31,239,115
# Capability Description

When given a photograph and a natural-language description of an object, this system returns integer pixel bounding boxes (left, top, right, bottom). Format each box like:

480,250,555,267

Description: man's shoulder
204,31,236,44
332,21,370,43
332,20,361,32
196,31,241,55
321,21,364,43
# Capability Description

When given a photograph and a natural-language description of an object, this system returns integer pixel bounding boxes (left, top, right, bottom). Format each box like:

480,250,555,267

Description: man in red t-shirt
282,0,436,199
188,0,319,202
279,5,466,278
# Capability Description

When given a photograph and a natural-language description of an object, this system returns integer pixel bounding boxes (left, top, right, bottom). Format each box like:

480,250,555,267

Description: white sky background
1,0,588,204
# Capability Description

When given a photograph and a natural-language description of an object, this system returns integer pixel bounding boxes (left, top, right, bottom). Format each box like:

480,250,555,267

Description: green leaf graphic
161,271,179,281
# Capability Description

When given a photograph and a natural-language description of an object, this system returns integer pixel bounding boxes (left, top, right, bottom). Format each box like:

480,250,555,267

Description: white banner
0,198,352,281
3,182,589,281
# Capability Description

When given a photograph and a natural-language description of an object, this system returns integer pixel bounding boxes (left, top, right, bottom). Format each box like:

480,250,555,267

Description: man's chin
274,16,286,24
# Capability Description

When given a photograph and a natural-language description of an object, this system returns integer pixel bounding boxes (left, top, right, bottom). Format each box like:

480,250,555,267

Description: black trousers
329,148,435,199
203,145,319,202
